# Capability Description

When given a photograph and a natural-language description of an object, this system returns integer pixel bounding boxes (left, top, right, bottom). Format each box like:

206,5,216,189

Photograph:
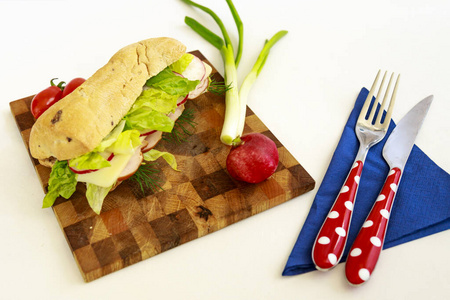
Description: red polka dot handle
345,167,402,285
312,160,364,270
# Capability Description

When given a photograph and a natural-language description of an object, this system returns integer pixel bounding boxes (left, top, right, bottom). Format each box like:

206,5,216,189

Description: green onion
182,0,287,146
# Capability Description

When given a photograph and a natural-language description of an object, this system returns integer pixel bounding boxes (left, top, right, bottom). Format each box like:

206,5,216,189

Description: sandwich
29,37,212,214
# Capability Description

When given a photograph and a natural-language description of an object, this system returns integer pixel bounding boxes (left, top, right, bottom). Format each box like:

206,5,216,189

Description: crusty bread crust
29,37,186,161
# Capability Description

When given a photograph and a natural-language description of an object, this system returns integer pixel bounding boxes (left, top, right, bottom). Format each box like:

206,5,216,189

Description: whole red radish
226,133,279,183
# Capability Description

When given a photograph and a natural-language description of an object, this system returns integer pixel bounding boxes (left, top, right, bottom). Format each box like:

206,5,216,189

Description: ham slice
117,150,143,181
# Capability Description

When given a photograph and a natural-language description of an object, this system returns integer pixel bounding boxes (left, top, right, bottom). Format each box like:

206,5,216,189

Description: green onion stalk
182,0,287,146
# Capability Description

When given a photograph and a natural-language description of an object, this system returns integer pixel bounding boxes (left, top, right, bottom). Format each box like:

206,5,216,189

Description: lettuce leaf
69,152,112,170
106,129,141,154
42,161,77,208
124,108,174,132
69,127,140,170
132,88,179,115
143,149,178,171
86,183,112,214
94,120,126,152
169,53,194,74
145,68,175,86
145,67,200,96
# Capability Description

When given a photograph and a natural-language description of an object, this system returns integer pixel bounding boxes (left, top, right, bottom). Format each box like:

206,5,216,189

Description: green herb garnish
129,162,163,195
162,107,197,144
208,77,232,95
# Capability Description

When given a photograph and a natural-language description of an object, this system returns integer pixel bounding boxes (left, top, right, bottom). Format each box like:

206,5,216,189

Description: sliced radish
177,95,188,106
188,62,212,99
117,150,144,181
141,131,163,153
182,55,206,81
69,152,114,174
140,129,157,137
188,76,209,99
168,105,185,121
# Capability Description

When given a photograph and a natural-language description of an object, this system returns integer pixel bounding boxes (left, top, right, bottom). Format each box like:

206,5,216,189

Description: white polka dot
328,253,337,265
390,183,398,192
363,220,373,228
376,194,386,202
388,169,396,176
335,227,346,237
380,209,390,219
345,201,353,211
354,176,360,184
341,186,350,193
350,248,362,257
328,211,339,219
370,236,382,247
352,162,359,169
318,236,330,245
359,268,371,281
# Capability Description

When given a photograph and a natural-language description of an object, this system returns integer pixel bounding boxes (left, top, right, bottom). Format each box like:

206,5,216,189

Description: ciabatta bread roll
29,37,186,162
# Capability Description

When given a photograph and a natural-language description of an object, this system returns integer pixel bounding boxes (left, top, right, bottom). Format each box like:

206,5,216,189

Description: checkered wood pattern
10,51,315,282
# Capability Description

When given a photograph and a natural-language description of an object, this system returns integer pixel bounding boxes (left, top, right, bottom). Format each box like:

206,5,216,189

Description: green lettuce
124,86,181,132
132,88,179,115
145,68,200,96
124,108,174,132
106,129,141,155
143,149,178,171
94,120,126,152
169,53,194,74
145,68,175,87
86,183,112,214
69,152,112,170
43,161,78,208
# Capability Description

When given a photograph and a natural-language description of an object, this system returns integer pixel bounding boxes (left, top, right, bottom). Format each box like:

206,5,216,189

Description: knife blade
345,95,433,286
383,95,434,170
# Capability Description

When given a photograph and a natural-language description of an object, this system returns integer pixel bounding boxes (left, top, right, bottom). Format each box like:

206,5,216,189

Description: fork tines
361,70,400,126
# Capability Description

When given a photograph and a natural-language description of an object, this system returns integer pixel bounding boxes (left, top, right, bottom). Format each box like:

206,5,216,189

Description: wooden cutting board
10,51,315,282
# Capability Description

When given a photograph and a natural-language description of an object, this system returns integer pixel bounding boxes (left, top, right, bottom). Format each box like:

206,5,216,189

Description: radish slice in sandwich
188,62,212,99
182,55,206,81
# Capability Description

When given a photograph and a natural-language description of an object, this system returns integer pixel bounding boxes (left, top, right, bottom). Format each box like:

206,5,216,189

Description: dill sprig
208,76,232,95
129,107,197,194
128,162,163,195
162,107,197,144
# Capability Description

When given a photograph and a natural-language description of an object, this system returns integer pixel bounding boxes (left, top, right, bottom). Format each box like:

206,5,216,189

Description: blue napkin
282,87,450,276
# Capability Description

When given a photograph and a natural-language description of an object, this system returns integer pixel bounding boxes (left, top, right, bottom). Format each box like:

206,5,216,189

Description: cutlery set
311,71,433,285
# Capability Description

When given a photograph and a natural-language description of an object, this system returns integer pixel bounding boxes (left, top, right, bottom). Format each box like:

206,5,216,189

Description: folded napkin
282,87,450,276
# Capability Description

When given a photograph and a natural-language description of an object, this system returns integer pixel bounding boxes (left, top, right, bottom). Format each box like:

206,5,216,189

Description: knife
344,95,433,286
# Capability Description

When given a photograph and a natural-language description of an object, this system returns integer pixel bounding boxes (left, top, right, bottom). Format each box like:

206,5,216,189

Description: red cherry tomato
62,77,85,98
30,78,65,119
31,77,86,119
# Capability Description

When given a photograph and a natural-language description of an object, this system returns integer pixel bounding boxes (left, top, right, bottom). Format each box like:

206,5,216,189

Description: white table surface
1,0,449,299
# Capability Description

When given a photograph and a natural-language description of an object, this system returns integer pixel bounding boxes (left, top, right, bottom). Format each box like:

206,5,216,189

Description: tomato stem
50,78,66,90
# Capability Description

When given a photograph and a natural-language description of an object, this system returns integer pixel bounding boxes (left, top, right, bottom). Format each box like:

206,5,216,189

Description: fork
311,70,400,271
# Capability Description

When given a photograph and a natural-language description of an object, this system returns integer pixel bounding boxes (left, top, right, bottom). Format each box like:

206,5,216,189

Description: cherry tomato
62,77,85,98
30,78,65,119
